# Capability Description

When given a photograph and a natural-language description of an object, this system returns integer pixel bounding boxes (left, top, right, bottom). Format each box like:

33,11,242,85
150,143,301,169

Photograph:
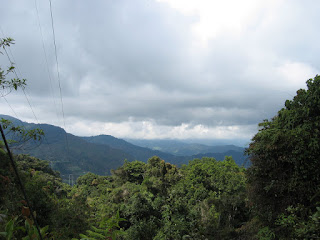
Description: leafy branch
0,38,26,96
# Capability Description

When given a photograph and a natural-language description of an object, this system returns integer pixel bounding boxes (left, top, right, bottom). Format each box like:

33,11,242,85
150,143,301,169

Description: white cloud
66,119,255,140
276,61,318,88
157,0,281,46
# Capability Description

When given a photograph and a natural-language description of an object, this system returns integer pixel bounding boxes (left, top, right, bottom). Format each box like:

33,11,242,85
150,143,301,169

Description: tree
111,160,146,184
0,37,44,145
0,38,26,94
246,76,320,236
0,38,50,239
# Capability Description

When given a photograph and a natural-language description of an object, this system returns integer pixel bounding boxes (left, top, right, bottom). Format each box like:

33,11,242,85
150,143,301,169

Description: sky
0,0,319,145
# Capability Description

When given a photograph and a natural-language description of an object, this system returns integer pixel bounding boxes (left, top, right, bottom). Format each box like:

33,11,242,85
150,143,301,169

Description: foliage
22,218,49,240
0,118,44,147
256,227,275,240
246,76,320,238
275,204,320,239
0,216,49,240
0,217,17,240
73,210,126,240
111,160,146,184
0,38,44,148
69,155,248,239
0,38,26,95
0,153,89,239
0,151,250,239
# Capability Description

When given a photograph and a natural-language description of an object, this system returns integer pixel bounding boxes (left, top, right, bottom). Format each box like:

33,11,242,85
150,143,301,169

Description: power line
48,0,66,127
1,8,71,175
1,43,40,124
0,29,38,128
4,38,43,126
48,0,70,151
0,41,39,146
1,22,73,190
0,33,54,149
0,28,39,126
1,94,20,119
34,0,61,124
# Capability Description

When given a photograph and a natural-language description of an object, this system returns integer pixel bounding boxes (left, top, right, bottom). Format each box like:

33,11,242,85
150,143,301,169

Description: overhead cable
34,0,61,124
48,0,70,150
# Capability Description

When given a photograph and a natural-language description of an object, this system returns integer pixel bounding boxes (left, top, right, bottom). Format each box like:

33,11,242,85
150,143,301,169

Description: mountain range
125,138,245,156
0,115,248,180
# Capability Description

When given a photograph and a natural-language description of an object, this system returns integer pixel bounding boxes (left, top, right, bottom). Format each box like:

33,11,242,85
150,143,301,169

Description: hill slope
0,115,247,179
82,135,181,163
0,115,134,177
126,138,245,156
83,135,247,166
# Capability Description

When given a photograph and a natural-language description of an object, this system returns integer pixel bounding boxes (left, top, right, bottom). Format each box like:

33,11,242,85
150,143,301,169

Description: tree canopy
246,76,320,238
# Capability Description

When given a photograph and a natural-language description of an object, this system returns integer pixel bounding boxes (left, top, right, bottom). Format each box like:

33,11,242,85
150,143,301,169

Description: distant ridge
82,135,247,166
0,115,134,178
82,135,185,163
0,115,247,180
125,138,244,156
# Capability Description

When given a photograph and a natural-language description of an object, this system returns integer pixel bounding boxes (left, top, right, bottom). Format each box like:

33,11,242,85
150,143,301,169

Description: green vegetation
0,38,26,93
0,152,89,239
0,153,247,239
244,76,320,239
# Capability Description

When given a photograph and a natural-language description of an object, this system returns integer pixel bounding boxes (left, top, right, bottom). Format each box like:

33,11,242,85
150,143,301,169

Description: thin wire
0,28,38,124
1,26,54,129
1,35,54,148
0,30,28,128
1,94,20,119
48,0,69,150
1,23,61,151
34,0,60,124
23,89,40,122
0,31,67,179
4,40,40,124
0,124,44,240
48,0,66,127
2,45,40,124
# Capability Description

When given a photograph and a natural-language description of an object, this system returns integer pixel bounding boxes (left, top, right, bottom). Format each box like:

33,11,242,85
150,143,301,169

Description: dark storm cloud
0,0,319,139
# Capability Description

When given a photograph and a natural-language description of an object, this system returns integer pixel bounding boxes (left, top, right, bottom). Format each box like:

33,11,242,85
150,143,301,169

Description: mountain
0,115,248,180
188,150,249,167
0,115,134,178
125,138,245,156
82,135,247,166
82,135,182,163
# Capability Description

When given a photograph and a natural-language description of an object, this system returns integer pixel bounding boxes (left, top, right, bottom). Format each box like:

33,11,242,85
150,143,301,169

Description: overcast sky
0,0,319,144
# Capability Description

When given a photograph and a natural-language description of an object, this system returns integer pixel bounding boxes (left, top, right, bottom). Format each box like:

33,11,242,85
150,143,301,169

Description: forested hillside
82,135,247,166
0,115,135,178
0,116,247,181
0,151,247,239
82,134,184,164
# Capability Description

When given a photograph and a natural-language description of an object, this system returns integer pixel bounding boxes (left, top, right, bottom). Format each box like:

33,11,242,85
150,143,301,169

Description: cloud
67,118,256,141
0,0,319,141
